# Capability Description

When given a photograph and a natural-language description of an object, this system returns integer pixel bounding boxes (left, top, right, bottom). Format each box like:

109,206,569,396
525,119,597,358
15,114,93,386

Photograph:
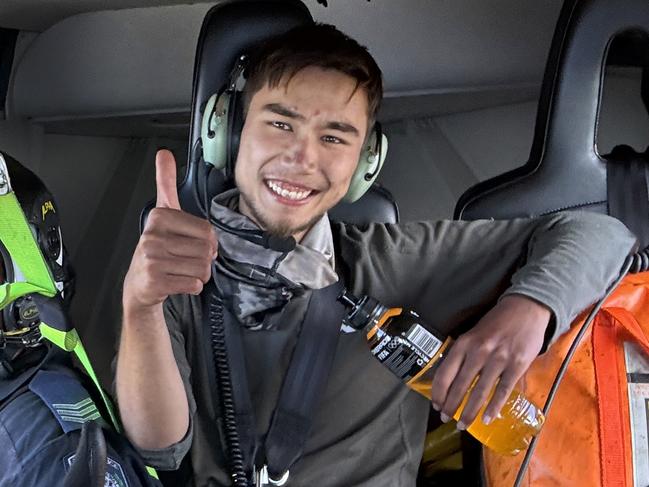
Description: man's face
235,66,370,241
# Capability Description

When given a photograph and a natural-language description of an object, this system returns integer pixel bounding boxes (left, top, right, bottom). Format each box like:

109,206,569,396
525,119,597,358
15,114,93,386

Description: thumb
155,149,181,210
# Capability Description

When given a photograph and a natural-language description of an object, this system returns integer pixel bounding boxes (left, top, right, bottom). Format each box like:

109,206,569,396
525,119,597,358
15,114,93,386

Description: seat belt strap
264,281,345,480
211,280,345,484
606,146,649,248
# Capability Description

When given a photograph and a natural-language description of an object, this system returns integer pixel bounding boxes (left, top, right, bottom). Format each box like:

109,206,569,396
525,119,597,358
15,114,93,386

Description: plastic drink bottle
339,290,545,455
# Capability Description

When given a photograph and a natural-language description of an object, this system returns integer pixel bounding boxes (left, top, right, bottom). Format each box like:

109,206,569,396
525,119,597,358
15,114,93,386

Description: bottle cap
338,290,382,330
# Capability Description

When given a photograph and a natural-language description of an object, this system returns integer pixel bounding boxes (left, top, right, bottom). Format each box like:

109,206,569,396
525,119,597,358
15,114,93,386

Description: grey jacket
136,211,636,486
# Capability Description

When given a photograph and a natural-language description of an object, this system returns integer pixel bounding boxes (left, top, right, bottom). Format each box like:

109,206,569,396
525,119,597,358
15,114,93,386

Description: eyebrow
263,103,361,137
263,103,305,121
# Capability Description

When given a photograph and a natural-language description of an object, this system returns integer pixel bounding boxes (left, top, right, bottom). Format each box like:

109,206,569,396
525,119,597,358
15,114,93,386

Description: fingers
457,358,506,427
430,341,466,413
159,233,217,260
483,365,522,423
441,357,484,428
431,341,529,429
147,254,213,284
155,149,181,210
144,210,218,256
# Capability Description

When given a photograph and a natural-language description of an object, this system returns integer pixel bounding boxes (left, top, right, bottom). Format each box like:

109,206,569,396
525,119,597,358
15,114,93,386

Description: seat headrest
454,0,649,236
177,0,312,217
175,0,399,225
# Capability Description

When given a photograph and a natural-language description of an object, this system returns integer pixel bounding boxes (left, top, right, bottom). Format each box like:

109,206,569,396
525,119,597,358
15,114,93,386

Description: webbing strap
39,323,119,429
0,190,56,308
592,306,649,487
264,282,346,478
593,312,628,487
606,147,649,249
217,280,346,480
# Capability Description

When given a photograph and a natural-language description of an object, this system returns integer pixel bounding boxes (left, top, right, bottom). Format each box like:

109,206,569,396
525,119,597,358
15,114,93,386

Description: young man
116,24,636,486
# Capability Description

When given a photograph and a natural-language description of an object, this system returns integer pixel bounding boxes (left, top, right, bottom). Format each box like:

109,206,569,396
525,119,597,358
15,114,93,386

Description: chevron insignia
52,397,102,424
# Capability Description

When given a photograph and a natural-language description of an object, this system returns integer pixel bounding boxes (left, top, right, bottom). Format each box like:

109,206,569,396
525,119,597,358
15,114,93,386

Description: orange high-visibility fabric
484,272,649,487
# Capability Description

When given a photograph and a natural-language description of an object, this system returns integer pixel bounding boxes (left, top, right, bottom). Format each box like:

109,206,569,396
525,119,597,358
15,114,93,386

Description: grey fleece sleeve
336,211,637,347
500,212,637,343
134,294,197,470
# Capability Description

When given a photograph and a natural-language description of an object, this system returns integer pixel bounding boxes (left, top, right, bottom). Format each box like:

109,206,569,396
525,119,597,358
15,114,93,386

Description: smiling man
115,24,637,486
235,66,370,241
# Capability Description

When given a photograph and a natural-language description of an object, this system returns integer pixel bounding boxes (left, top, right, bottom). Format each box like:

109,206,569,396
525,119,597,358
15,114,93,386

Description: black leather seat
454,0,649,251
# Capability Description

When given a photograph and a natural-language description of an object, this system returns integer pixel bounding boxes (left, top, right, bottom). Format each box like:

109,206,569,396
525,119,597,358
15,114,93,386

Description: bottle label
370,322,443,382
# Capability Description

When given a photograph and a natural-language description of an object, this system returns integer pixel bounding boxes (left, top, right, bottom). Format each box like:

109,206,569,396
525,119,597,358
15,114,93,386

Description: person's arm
116,150,216,455
336,211,637,427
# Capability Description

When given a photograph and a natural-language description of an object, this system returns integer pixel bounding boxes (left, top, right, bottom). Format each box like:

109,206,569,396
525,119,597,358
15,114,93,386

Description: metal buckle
255,465,289,487
0,154,12,196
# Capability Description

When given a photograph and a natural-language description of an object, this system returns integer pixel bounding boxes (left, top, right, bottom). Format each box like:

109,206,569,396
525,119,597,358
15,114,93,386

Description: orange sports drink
338,290,545,455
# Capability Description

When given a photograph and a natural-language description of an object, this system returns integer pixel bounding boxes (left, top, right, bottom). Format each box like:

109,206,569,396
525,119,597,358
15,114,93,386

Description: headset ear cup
343,131,388,203
201,93,230,170
226,90,244,179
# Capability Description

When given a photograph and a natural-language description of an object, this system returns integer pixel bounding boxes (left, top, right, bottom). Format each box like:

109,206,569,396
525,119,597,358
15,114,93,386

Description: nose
283,134,318,171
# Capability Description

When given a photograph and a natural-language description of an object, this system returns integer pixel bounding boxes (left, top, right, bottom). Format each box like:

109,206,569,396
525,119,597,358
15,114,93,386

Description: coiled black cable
208,292,249,487
512,248,649,487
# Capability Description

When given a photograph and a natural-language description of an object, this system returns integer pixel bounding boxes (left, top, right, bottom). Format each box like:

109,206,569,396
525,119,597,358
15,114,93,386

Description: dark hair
243,23,383,125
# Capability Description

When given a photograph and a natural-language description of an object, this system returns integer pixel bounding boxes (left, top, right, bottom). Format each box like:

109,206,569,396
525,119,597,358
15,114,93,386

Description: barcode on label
406,324,442,358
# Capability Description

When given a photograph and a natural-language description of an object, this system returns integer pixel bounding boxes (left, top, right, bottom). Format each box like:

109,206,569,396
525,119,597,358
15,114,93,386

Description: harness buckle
255,465,289,487
0,154,12,195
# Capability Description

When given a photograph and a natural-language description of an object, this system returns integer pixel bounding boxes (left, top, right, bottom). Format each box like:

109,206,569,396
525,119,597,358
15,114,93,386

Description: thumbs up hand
123,150,218,313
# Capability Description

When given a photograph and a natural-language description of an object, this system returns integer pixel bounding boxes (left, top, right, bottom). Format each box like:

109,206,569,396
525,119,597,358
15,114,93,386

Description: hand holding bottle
429,294,551,429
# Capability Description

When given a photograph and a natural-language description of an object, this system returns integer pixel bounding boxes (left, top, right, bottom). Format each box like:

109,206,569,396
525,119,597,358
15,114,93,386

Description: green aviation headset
200,56,389,203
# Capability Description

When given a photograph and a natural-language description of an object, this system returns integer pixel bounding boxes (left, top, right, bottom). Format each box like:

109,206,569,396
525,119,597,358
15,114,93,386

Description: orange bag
484,272,649,487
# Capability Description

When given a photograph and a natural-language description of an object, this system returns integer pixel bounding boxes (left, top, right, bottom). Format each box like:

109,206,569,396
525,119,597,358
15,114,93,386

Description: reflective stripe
39,323,119,432
624,342,649,486
146,467,160,480
0,190,56,308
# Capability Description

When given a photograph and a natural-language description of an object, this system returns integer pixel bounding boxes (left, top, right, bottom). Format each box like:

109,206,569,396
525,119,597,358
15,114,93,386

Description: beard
239,192,325,239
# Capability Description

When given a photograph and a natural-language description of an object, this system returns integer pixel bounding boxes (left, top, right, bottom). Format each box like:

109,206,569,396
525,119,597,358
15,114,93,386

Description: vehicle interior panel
1,3,648,486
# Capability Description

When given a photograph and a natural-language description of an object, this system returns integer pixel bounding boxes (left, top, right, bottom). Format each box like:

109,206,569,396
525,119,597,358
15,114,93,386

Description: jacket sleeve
133,294,197,470
335,211,637,346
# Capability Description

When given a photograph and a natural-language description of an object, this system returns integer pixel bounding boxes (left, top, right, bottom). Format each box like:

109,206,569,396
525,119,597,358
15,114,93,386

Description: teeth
266,180,313,201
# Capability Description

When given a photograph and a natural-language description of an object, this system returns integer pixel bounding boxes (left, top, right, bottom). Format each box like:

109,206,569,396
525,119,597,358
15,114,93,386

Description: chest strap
205,280,346,485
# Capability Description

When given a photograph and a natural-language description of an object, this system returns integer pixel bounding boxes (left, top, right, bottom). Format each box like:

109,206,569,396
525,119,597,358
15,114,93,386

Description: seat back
454,0,649,248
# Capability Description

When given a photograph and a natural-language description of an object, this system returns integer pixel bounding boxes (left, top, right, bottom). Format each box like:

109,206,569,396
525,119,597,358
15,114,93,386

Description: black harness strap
606,145,649,248
264,281,346,479
207,280,345,484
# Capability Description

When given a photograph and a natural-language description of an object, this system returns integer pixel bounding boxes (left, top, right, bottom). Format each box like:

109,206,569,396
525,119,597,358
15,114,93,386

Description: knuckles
188,279,204,295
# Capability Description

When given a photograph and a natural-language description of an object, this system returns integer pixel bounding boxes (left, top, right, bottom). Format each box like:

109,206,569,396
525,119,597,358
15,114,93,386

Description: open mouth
264,179,318,202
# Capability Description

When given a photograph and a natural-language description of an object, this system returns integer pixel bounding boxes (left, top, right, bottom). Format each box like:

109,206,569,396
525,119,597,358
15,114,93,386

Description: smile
265,179,315,202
